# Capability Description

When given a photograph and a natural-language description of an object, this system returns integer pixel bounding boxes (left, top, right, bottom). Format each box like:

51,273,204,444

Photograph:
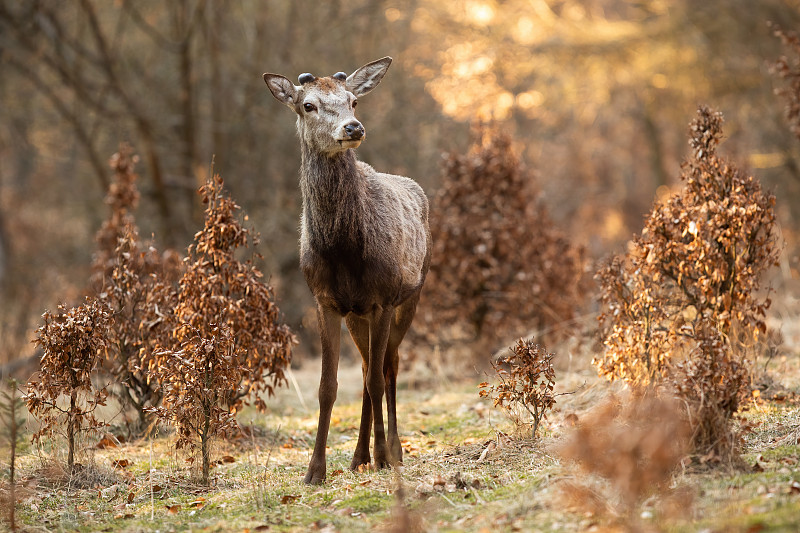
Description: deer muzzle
343,121,365,141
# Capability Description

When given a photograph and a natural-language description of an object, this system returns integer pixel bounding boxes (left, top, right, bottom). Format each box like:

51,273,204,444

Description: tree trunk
207,1,224,176
201,407,211,485
174,0,200,223
67,390,77,469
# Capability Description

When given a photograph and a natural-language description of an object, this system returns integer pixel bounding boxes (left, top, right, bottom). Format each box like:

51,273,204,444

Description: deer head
263,57,392,155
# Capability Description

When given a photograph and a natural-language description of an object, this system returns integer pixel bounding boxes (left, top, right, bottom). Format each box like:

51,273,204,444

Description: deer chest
300,245,402,316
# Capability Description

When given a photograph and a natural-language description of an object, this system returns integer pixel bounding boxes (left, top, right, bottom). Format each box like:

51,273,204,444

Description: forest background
2,0,800,365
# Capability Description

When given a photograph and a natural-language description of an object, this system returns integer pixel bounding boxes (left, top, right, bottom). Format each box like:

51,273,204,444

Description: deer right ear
346,57,392,97
263,73,299,108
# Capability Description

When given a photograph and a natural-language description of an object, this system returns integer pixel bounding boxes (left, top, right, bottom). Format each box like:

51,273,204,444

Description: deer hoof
303,465,326,485
350,456,371,472
389,439,403,465
373,449,391,469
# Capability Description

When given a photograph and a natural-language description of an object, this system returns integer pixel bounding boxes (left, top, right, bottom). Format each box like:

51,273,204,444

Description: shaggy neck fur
300,144,367,253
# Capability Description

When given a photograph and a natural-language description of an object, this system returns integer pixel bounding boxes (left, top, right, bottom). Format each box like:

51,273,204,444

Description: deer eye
352,100,358,109
303,102,316,113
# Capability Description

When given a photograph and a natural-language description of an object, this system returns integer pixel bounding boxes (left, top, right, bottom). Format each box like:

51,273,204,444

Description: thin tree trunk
68,390,77,469
80,0,177,244
201,406,210,485
207,1,224,176
175,0,200,223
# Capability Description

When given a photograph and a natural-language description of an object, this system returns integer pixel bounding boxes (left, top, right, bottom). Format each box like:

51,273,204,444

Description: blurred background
1,0,800,365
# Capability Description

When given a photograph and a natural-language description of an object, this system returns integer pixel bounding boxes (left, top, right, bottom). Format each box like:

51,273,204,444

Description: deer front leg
304,305,342,485
367,305,394,469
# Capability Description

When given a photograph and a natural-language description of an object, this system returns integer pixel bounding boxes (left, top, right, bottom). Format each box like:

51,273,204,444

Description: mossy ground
9,352,800,532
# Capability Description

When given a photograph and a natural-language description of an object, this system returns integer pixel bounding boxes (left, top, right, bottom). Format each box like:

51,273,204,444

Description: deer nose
344,122,364,140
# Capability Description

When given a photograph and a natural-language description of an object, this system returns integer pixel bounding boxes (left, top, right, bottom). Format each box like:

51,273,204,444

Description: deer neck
300,146,366,251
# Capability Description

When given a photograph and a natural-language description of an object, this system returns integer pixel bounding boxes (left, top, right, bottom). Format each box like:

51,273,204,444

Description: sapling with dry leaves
92,145,182,433
596,106,780,459
148,174,294,484
480,338,557,438
149,324,242,485
26,298,112,470
155,174,294,412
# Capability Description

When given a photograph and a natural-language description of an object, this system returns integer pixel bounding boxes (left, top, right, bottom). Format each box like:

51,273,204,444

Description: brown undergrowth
558,393,692,530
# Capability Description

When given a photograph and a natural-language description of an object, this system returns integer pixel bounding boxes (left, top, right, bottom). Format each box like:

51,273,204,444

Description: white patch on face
296,84,361,155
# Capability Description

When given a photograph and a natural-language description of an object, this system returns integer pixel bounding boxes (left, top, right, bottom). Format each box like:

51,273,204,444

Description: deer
263,57,431,484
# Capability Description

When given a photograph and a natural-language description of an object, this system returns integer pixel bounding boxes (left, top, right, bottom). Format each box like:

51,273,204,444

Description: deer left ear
263,73,299,109
346,57,392,97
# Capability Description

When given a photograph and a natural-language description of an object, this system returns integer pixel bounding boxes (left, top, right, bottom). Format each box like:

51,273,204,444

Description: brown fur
308,76,340,92
264,57,431,484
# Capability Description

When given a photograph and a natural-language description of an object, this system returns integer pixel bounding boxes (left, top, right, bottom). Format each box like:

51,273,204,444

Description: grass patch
8,364,800,532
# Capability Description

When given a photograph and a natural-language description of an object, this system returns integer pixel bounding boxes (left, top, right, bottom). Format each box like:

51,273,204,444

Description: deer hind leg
368,304,394,469
304,305,342,485
385,293,421,465
384,341,401,464
345,314,372,470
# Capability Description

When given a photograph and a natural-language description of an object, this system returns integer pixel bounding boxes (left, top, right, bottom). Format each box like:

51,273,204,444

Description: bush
595,106,779,458
148,174,295,483
90,144,143,292
25,298,111,469
92,146,182,432
420,124,586,351
669,321,750,460
158,174,295,411
479,338,556,438
150,324,242,485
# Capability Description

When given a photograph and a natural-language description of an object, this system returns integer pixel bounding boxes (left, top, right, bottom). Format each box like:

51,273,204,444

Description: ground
9,342,800,532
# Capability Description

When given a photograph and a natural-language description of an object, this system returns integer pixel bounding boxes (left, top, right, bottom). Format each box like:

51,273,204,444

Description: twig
149,439,154,521
286,368,309,413
554,381,588,398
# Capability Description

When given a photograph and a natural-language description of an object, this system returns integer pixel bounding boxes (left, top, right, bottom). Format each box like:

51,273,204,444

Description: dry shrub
150,325,241,485
595,106,779,459
770,23,800,142
91,145,183,432
157,174,295,411
100,227,182,432
479,338,556,437
148,174,295,483
25,298,111,469
419,124,586,353
559,394,690,525
90,144,143,292
381,474,425,533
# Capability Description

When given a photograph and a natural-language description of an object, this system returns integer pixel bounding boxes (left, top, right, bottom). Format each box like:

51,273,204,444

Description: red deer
263,57,431,484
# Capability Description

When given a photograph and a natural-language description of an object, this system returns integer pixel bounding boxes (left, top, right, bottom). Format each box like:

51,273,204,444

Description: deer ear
263,73,299,108
346,57,392,97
